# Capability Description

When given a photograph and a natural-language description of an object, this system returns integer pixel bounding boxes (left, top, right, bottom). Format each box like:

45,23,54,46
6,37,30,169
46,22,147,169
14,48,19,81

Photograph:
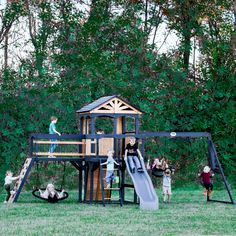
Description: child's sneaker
115,176,119,183
3,201,7,203
137,168,144,172
208,190,213,197
10,190,16,195
48,155,56,158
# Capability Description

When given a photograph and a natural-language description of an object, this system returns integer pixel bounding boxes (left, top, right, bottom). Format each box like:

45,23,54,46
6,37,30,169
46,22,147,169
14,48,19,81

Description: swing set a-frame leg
208,141,234,204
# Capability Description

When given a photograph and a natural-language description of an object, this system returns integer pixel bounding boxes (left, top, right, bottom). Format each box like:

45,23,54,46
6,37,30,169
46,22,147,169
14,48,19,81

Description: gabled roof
76,95,142,115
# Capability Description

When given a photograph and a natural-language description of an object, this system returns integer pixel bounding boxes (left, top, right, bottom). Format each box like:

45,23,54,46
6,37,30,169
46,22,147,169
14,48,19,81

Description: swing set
139,131,234,204
7,96,234,206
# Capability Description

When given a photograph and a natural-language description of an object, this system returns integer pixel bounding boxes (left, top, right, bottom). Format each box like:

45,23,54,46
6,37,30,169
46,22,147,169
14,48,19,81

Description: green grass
0,188,235,236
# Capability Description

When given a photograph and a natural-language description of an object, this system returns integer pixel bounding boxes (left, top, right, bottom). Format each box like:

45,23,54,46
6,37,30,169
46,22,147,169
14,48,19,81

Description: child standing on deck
100,150,119,188
49,116,61,157
163,169,172,203
4,171,20,203
198,166,214,197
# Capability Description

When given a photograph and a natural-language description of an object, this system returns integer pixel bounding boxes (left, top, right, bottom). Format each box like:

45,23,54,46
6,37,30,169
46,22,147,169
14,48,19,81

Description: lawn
0,188,235,236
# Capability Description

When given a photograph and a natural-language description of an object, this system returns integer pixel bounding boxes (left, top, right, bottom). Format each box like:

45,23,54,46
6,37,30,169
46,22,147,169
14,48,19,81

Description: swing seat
32,188,69,203
152,169,164,177
152,165,175,178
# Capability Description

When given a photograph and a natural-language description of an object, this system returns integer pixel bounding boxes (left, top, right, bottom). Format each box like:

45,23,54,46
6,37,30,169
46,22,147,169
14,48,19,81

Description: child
4,171,20,203
39,183,65,202
100,150,119,188
124,137,143,173
163,168,172,203
198,165,214,197
161,158,169,170
49,116,61,157
152,158,162,170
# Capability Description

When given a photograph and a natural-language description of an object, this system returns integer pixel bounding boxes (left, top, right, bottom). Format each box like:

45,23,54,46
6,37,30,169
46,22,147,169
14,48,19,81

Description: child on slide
124,137,144,173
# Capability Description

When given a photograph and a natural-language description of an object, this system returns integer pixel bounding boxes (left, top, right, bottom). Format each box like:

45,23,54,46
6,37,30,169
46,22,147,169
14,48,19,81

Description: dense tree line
0,0,235,187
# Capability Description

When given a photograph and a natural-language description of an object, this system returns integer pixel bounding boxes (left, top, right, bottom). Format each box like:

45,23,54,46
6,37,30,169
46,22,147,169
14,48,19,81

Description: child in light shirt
101,150,119,188
39,183,65,202
4,171,20,203
163,169,172,203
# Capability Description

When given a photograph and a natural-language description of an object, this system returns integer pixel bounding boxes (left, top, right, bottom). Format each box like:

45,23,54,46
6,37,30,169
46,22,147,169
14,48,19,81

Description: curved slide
125,158,159,210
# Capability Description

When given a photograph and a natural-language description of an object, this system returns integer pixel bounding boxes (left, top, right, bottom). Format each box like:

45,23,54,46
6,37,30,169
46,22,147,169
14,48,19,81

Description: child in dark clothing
124,137,143,173
198,166,214,197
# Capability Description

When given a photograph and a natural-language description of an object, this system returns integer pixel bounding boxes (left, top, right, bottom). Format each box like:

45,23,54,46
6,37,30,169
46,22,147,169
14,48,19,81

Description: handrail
32,152,86,156
33,141,85,144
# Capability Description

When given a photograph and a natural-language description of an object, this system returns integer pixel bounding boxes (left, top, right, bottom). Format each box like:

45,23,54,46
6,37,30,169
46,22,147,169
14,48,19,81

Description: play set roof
76,95,142,115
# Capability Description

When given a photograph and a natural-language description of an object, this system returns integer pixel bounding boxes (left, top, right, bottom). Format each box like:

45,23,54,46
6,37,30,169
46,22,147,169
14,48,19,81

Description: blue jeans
105,171,115,184
127,155,142,171
49,139,58,153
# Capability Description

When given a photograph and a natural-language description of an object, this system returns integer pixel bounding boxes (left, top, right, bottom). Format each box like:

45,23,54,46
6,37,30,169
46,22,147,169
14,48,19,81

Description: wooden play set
7,95,234,207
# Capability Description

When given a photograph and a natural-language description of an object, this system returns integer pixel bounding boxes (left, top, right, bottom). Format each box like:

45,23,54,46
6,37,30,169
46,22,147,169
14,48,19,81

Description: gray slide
125,158,159,210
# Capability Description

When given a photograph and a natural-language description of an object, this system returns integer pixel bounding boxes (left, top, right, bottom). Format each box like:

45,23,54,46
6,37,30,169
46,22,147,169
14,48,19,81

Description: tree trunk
4,33,8,70
183,34,191,72
231,0,236,56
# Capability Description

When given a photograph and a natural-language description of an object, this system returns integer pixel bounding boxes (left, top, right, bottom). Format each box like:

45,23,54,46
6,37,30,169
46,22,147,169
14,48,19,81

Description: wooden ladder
8,158,33,203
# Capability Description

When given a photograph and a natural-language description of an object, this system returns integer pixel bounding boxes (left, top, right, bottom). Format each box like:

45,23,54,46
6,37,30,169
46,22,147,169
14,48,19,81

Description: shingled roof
76,95,142,115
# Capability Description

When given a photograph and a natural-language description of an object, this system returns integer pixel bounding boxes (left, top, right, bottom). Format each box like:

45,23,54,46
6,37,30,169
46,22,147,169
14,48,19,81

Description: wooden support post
80,117,83,134
141,138,145,158
135,116,140,134
113,117,117,156
96,138,99,159
89,162,94,202
122,116,126,133
84,165,88,201
91,117,95,134
78,163,83,202
121,161,125,202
